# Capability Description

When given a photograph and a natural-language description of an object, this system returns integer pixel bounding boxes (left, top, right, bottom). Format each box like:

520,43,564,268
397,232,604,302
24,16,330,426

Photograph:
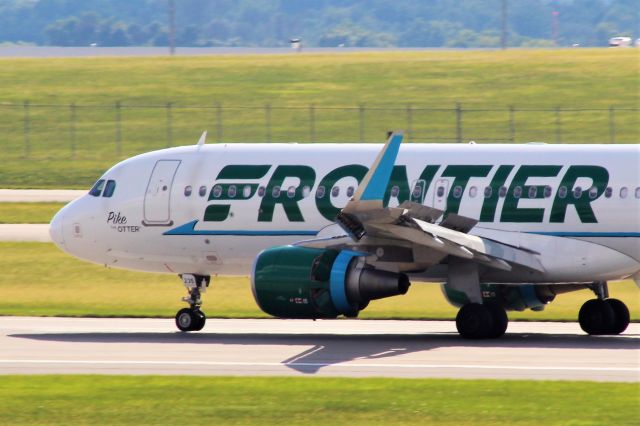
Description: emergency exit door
143,160,181,225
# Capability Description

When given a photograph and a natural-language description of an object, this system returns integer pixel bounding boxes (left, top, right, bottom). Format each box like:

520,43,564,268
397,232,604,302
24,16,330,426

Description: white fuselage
50,143,640,284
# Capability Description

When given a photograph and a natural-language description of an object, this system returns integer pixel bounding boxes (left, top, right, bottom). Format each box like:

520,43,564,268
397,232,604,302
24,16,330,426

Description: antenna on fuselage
196,131,207,151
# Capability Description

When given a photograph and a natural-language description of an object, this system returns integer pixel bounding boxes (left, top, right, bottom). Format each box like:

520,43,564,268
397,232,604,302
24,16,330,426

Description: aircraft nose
49,209,65,248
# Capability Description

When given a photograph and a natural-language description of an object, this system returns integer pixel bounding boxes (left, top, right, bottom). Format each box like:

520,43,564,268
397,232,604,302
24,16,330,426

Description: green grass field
0,376,636,425
0,202,64,223
0,242,636,321
0,49,638,188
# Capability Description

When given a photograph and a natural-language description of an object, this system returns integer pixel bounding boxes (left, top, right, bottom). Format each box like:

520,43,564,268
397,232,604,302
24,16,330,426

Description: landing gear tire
456,303,493,339
175,308,206,332
578,299,615,335
486,303,509,338
605,298,630,335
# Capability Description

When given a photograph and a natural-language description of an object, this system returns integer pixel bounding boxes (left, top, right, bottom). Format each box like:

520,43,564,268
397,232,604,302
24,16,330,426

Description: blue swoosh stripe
164,220,318,236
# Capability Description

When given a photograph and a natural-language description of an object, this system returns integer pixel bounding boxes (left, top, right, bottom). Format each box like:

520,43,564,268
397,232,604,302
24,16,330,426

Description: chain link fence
0,102,637,160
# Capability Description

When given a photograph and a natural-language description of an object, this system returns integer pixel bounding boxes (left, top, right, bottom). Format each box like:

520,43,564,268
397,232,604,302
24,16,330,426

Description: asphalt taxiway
1,317,637,382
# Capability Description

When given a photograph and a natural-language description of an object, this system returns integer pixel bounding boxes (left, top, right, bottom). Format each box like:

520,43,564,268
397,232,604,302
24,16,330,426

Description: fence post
69,103,76,158
406,104,413,143
555,107,562,143
359,104,365,143
455,102,462,143
609,105,616,144
166,102,173,148
215,102,223,143
23,100,30,158
115,101,122,156
265,103,272,143
508,105,515,143
309,104,316,143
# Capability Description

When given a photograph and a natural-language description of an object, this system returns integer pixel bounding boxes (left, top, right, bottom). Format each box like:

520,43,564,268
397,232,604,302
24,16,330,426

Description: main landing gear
175,274,210,332
456,303,508,339
578,281,630,335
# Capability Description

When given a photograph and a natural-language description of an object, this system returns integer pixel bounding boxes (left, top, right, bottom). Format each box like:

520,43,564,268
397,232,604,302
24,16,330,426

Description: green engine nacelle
252,245,410,319
441,283,557,312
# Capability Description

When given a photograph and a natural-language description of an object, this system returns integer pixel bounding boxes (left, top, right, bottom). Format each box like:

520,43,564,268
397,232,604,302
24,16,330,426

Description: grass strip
0,202,65,224
0,376,637,425
0,49,637,188
0,242,637,321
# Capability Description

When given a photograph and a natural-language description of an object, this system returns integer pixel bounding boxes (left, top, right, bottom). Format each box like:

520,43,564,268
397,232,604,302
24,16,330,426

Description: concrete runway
0,224,51,242
1,317,637,382
0,189,83,202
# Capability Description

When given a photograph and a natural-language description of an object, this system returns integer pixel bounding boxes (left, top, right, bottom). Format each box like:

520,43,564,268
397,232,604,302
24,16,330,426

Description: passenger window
452,185,462,199
513,186,522,199
390,186,400,197
257,186,266,197
604,187,613,198
573,186,582,199
558,186,567,199
199,186,207,197
346,186,355,198
243,185,252,198
89,179,105,197
544,186,552,198
228,185,237,198
484,186,492,198
272,185,281,198
528,186,537,198
588,187,598,200
620,187,628,199
184,186,192,197
469,186,477,198
499,186,507,198
412,185,423,199
636,187,640,199
316,186,325,199
436,186,445,197
331,186,340,197
103,180,116,198
212,185,222,198
302,185,311,198
287,186,296,198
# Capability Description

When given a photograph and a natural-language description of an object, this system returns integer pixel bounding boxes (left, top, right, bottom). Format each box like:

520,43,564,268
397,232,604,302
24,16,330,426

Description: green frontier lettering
316,165,368,221
479,165,514,222
441,165,492,214
258,165,316,222
550,165,609,223
501,165,561,223
204,165,270,222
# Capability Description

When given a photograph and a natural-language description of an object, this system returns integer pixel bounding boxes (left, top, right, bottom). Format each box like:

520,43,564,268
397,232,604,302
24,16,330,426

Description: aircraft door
143,160,181,226
433,178,449,211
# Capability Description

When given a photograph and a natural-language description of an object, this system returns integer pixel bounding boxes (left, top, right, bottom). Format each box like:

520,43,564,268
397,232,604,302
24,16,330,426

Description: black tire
578,299,615,335
191,310,207,331
605,298,630,335
456,303,493,339
485,303,509,338
175,308,196,332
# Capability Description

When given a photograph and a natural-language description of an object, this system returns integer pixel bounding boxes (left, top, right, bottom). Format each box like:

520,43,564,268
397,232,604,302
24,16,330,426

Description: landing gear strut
578,281,629,335
175,274,210,332
456,303,508,339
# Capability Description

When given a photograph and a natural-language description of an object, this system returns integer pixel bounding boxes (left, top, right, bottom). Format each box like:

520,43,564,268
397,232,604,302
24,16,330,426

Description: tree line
1,0,637,48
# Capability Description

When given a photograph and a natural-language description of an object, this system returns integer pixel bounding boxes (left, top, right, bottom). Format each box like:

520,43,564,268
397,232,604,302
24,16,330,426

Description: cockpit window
89,179,105,197
103,180,116,198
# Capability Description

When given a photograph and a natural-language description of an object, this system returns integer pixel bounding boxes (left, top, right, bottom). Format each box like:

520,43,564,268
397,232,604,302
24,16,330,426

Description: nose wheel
176,274,210,332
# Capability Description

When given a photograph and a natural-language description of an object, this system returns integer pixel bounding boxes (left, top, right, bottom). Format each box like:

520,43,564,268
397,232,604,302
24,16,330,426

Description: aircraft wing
295,131,544,274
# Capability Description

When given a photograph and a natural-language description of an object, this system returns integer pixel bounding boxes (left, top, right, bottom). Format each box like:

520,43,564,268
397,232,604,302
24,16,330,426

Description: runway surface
0,224,51,242
0,189,83,202
1,317,638,382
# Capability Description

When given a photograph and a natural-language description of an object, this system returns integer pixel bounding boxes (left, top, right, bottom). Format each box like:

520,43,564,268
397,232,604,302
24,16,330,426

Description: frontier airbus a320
50,132,639,338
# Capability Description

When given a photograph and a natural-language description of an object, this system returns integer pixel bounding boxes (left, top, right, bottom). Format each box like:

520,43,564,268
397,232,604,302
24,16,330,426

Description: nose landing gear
175,274,210,332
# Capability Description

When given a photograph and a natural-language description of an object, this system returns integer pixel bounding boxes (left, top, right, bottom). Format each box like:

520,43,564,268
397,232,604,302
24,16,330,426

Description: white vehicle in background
608,37,632,47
